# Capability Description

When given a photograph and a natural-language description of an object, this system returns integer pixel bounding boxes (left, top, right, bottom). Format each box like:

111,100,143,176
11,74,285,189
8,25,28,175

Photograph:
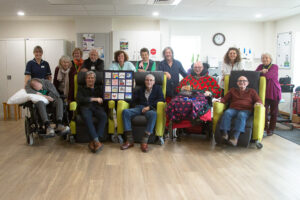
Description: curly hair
224,47,241,65
114,50,129,62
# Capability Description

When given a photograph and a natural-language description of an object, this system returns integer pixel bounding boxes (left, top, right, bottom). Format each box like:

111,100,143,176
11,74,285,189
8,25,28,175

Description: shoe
228,138,238,146
141,143,148,153
222,133,228,141
46,127,55,137
88,141,95,152
267,130,274,136
120,141,134,150
57,124,70,136
94,141,103,153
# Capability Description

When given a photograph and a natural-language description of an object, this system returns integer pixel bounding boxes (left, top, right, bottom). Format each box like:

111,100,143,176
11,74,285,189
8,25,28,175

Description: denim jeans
220,108,252,139
80,105,107,140
122,105,157,134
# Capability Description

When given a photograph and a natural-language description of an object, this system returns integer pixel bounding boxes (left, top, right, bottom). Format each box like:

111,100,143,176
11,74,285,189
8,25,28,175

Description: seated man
121,74,164,152
217,76,263,146
77,71,107,153
25,78,68,137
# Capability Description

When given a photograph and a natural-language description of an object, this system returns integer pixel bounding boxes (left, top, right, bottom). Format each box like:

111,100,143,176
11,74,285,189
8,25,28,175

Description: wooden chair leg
18,105,22,119
14,105,18,121
7,104,11,119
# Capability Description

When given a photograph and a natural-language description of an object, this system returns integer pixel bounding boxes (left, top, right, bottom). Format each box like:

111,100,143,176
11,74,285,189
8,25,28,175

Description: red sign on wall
150,48,156,55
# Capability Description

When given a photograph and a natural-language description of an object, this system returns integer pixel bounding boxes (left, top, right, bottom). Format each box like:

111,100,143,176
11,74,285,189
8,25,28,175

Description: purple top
255,64,281,101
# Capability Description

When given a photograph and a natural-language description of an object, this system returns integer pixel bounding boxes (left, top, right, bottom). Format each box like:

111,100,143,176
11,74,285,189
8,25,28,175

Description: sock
93,137,99,143
125,131,133,143
141,132,150,144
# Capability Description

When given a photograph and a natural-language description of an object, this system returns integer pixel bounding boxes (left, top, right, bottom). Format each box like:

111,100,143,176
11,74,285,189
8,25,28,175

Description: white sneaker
46,127,55,137
57,124,70,135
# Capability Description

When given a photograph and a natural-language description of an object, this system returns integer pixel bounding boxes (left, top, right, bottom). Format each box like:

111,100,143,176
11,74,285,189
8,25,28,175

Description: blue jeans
220,108,252,139
80,105,107,140
122,105,157,134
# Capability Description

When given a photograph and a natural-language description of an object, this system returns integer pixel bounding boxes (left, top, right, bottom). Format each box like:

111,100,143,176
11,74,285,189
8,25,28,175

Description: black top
24,58,51,79
77,85,104,108
81,58,104,72
133,85,164,110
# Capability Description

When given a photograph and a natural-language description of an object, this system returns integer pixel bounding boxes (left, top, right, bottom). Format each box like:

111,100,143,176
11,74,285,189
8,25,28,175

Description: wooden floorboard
0,119,299,200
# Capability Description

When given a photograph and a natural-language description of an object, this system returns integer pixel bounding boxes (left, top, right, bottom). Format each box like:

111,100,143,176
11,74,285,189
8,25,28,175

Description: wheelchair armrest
69,101,77,111
117,100,130,111
253,104,265,141
212,102,226,133
108,100,115,109
116,100,130,134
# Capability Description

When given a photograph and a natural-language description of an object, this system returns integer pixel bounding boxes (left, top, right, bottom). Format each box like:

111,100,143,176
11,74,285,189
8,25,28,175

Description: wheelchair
21,98,70,145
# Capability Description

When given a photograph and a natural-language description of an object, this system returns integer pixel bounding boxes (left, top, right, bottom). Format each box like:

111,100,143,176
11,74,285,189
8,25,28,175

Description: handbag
279,75,291,84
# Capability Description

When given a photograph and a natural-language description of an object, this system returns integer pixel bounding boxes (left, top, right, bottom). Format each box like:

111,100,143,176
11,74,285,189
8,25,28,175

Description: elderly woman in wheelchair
25,78,69,138
166,61,221,138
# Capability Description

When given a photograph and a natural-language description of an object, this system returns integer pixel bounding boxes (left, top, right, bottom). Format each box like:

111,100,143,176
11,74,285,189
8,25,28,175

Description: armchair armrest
155,101,166,137
212,102,226,133
108,100,115,109
252,105,265,142
116,100,130,134
69,101,77,111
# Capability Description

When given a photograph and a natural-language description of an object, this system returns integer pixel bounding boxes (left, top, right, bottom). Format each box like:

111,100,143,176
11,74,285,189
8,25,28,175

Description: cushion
229,71,260,93
132,115,148,126
134,71,164,86
7,89,49,105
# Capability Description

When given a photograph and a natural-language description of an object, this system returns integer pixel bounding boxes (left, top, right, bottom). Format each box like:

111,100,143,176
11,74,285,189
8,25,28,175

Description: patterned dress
166,74,221,123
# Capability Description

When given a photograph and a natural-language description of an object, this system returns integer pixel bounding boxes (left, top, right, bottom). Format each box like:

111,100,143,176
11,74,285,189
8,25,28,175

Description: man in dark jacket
120,74,165,152
77,71,107,153
81,49,104,72
25,78,68,137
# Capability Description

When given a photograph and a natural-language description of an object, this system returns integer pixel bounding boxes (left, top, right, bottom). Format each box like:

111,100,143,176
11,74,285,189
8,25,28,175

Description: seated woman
136,48,156,72
53,55,72,102
77,71,107,153
166,61,221,126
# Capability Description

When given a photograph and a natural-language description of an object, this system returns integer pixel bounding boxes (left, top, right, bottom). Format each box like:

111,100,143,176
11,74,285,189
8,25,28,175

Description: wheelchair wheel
25,117,34,145
255,141,263,149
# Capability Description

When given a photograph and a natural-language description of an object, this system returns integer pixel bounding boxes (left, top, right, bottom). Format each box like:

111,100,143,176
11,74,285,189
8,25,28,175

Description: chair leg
3,103,7,120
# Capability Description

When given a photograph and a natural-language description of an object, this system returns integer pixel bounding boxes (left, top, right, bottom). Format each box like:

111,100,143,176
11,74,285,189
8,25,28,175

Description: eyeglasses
145,79,154,82
237,80,248,83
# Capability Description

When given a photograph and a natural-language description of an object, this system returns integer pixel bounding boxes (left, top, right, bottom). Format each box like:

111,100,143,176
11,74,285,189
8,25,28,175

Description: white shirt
219,62,244,88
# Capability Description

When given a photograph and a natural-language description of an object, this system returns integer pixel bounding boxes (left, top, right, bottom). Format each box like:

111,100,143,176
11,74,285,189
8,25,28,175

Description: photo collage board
103,70,134,100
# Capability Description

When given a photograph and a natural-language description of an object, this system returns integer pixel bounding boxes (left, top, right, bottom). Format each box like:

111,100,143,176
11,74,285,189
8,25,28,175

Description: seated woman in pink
166,61,221,127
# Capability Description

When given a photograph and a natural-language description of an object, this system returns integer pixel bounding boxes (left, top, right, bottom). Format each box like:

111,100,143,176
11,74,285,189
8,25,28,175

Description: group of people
24,44,281,153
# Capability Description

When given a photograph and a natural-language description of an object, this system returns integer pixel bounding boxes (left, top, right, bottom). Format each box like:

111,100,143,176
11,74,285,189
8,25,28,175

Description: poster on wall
82,33,95,51
103,70,134,101
120,39,128,50
277,32,292,69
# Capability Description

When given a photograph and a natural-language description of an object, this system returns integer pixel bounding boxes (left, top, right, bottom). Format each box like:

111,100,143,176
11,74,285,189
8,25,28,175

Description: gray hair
145,73,155,81
162,47,174,59
86,71,96,78
59,55,71,67
261,53,273,62
89,49,99,56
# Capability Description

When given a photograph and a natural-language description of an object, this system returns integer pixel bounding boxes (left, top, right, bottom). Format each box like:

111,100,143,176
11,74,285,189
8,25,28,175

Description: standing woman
255,53,281,136
71,48,84,72
24,46,51,86
109,50,136,71
53,55,72,101
136,48,156,72
220,47,244,89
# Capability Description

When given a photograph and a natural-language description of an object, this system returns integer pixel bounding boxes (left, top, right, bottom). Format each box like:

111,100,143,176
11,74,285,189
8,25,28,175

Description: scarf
57,66,70,97
73,58,84,72
139,60,150,71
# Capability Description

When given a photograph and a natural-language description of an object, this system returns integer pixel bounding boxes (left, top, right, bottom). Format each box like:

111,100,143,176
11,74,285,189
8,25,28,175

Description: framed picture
103,70,134,101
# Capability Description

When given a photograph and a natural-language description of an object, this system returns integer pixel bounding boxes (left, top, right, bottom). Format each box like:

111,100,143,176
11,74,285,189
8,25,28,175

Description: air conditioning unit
148,0,182,5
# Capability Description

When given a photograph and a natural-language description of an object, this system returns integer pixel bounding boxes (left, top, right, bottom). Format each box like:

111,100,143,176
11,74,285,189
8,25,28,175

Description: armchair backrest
133,71,166,98
224,71,266,104
74,71,103,100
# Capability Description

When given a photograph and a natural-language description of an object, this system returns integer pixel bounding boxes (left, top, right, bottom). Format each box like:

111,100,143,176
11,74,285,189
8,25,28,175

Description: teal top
38,89,48,95
109,61,136,71
135,60,156,71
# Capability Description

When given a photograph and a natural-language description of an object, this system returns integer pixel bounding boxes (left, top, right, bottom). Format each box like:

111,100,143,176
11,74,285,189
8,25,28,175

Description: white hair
145,73,155,81
261,53,273,62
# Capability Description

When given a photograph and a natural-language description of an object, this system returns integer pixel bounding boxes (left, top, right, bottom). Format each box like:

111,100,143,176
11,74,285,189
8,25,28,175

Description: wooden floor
0,120,300,200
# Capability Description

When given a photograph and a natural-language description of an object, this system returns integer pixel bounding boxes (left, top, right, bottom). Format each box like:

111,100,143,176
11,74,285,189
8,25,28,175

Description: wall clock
212,33,225,46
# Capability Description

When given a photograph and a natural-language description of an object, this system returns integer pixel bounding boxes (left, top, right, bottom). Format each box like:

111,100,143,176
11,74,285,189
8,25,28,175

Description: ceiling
1,0,300,21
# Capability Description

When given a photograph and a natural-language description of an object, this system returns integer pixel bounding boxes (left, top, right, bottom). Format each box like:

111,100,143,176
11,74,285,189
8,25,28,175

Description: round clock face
213,33,225,46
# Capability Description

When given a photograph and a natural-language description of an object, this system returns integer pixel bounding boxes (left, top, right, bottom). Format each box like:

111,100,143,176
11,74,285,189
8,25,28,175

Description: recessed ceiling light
152,12,159,16
17,11,25,16
172,0,182,5
255,14,262,18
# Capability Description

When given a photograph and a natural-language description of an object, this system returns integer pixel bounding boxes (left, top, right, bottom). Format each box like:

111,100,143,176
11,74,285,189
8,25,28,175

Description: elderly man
218,76,262,146
157,47,187,100
81,49,104,72
25,78,68,137
121,74,164,152
77,71,107,153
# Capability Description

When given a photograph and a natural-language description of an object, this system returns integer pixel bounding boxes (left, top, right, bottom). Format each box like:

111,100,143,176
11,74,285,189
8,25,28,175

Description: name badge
41,65,45,69
91,66,95,70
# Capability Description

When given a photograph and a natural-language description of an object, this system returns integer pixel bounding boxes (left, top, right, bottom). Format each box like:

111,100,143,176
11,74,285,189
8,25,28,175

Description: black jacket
81,58,104,72
77,85,104,108
133,85,164,110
